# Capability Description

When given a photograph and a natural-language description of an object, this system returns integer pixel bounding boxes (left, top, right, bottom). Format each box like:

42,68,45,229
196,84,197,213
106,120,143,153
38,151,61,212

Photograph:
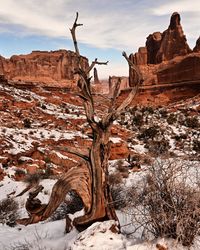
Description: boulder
110,141,129,160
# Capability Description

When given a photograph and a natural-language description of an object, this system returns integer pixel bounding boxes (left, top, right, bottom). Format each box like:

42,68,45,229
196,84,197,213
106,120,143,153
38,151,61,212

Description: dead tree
17,12,141,231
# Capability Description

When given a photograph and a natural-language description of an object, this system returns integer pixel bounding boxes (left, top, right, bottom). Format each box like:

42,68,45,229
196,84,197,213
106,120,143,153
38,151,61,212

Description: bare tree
17,12,141,231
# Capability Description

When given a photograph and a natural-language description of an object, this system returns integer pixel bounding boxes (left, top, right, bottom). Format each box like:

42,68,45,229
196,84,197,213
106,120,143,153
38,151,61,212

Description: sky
0,0,200,79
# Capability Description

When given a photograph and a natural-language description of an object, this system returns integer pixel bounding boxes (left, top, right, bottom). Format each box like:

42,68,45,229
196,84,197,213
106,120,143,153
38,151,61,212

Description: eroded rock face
129,12,200,90
0,50,88,86
193,37,200,52
156,12,191,63
146,32,162,64
157,54,200,84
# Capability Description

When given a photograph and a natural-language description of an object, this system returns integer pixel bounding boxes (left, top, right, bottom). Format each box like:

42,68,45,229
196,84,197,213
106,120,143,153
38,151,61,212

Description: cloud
0,0,168,52
0,0,199,78
152,0,200,16
152,0,200,47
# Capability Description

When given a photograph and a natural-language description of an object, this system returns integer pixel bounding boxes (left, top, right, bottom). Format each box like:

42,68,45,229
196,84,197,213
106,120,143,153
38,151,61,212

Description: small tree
17,13,141,231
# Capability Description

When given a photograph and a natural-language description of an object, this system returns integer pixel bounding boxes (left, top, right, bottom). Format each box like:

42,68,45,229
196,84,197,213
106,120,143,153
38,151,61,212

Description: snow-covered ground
0,83,200,249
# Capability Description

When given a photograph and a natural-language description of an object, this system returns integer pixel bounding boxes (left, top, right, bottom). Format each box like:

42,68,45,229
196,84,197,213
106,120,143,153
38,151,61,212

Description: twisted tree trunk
17,12,141,232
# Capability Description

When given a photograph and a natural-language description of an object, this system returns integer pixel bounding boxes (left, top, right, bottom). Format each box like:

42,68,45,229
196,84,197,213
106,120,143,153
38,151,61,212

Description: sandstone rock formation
93,67,100,84
129,12,200,90
0,50,88,87
156,12,191,63
193,37,200,52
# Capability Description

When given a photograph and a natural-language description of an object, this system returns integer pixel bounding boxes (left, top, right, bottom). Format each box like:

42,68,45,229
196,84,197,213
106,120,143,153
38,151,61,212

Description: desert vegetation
0,10,200,250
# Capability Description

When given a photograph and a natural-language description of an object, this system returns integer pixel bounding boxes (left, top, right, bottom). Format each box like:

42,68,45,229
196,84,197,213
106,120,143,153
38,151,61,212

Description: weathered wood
17,12,140,232
17,163,91,226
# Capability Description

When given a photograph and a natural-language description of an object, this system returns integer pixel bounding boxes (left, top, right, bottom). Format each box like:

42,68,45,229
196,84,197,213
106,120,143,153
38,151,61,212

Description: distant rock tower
93,67,100,84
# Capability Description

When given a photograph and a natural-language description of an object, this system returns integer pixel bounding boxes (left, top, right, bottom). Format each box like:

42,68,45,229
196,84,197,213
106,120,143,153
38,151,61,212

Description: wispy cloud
152,0,200,15
152,0,200,47
0,0,169,51
0,0,199,78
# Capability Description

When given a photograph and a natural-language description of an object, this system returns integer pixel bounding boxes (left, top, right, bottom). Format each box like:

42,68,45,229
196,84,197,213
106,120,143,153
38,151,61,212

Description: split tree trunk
73,126,118,230
17,12,141,231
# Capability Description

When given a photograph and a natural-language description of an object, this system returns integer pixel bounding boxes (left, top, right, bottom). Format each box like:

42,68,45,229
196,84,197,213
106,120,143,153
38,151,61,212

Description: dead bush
185,116,199,128
145,138,170,155
109,172,123,186
24,173,41,185
111,184,127,210
0,198,19,227
193,140,200,152
138,126,159,140
126,160,200,247
167,113,177,125
132,112,143,127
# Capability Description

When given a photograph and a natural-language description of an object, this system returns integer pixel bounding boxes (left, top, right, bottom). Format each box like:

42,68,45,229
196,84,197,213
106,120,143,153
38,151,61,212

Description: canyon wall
0,50,88,87
129,12,200,88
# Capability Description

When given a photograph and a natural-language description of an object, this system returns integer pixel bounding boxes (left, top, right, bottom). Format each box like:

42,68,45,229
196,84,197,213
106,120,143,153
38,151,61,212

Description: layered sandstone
0,50,88,87
129,12,200,88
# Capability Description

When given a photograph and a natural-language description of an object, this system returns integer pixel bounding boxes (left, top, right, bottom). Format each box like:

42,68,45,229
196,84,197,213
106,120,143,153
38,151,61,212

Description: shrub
138,126,159,140
15,168,26,176
109,172,123,186
24,173,41,185
141,106,154,114
167,113,177,125
0,198,19,227
116,160,129,179
185,116,199,128
159,109,168,118
111,185,127,210
145,138,170,155
132,112,143,127
23,118,31,128
193,140,200,152
127,160,200,246
174,133,187,141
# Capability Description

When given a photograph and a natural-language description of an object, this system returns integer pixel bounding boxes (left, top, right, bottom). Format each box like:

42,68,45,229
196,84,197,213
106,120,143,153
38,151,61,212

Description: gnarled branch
70,12,83,56
102,51,140,126
108,77,121,113
87,58,109,74
55,146,89,161
17,163,91,226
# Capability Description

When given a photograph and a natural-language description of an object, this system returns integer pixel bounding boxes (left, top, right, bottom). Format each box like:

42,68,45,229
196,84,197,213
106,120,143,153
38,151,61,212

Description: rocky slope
0,79,199,180
0,50,88,87
0,80,199,249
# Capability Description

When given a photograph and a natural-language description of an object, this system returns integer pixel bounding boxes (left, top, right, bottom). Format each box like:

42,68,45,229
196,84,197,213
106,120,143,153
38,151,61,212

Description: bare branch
108,77,121,113
55,146,89,161
115,85,138,114
16,185,32,197
70,12,83,56
103,51,140,126
122,51,142,86
87,58,109,73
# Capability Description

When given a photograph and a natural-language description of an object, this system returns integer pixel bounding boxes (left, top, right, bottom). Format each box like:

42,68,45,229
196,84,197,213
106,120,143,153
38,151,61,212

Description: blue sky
0,0,200,79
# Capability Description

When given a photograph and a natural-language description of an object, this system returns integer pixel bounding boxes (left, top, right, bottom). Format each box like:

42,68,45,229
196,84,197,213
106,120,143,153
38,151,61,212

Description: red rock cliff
129,12,200,88
0,50,88,86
